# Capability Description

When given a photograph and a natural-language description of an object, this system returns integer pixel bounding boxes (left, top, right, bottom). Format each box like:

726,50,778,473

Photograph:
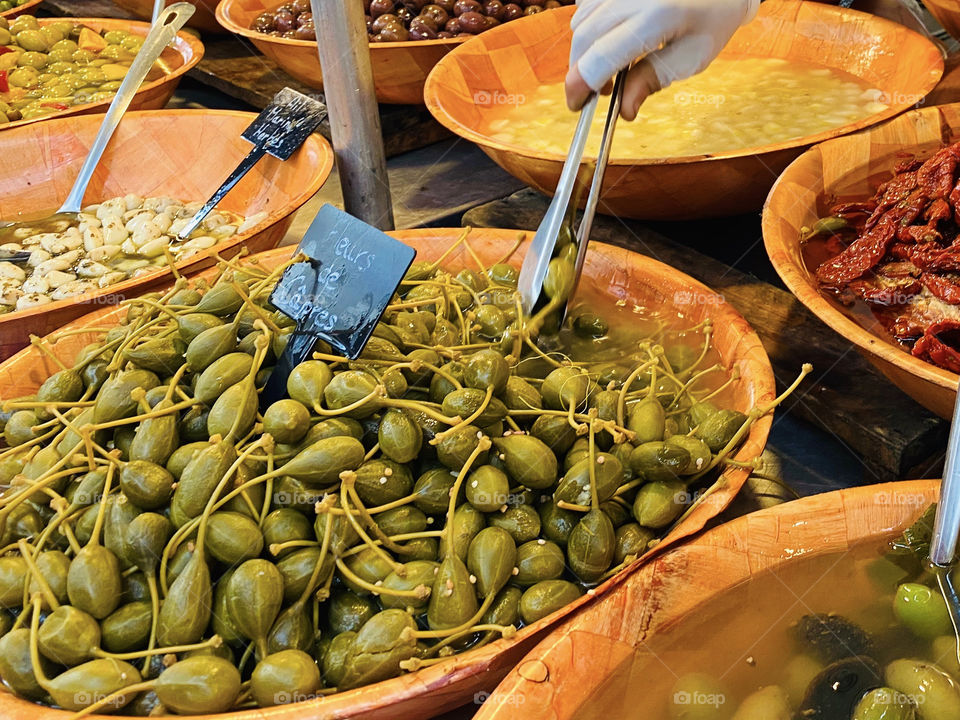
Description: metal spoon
0,3,195,241
517,70,626,318
927,386,960,665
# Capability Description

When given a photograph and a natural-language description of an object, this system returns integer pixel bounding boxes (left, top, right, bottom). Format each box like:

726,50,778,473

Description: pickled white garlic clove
0,262,26,282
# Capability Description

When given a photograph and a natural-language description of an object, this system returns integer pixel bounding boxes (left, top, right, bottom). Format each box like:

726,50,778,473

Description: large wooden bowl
0,109,333,360
1,18,203,131
0,229,775,720
215,0,468,104
0,0,44,20
763,103,960,419
112,0,226,34
474,479,941,720
424,2,945,221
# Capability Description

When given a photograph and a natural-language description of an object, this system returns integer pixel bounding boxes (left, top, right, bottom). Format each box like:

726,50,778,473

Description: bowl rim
761,102,958,396
214,0,472,51
0,17,205,132
423,2,945,168
0,0,44,19
0,108,334,330
0,228,776,720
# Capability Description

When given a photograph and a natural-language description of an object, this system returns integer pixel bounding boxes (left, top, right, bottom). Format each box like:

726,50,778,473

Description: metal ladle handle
930,386,960,565
59,3,195,213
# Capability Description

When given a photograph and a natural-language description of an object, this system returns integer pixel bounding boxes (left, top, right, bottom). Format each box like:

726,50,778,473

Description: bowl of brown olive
216,0,571,104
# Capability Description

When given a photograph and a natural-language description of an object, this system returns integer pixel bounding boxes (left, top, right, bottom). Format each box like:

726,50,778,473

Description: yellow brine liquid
488,57,891,158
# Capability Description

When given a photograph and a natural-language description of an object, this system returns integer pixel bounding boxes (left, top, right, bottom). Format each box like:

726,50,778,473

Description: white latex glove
565,0,760,120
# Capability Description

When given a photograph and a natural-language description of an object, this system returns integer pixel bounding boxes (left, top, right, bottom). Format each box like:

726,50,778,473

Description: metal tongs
928,387,960,663
517,70,627,318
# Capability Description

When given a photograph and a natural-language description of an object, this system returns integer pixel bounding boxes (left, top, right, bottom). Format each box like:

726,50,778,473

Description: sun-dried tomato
921,273,960,304
913,320,960,372
816,215,898,285
0,71,8,94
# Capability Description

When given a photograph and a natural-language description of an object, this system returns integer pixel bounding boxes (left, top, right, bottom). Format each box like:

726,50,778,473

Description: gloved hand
565,0,760,120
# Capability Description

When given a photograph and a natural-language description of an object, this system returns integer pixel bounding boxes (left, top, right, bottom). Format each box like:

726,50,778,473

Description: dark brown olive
444,17,461,33
453,0,481,15
434,0,455,12
370,0,396,17
396,6,415,22
411,14,438,31
380,23,410,40
524,4,543,14
296,11,312,25
294,23,315,39
457,10,486,32
421,4,449,24
252,11,276,32
274,10,296,32
291,0,309,12
502,2,522,19
371,12,399,32
482,0,503,18
544,0,560,6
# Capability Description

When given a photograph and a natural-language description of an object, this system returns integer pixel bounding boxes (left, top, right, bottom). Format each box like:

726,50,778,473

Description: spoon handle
59,3,195,214
176,145,268,240
931,386,960,565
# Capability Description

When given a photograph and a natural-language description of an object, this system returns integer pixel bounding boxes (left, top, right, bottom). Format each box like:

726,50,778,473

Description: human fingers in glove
565,0,760,119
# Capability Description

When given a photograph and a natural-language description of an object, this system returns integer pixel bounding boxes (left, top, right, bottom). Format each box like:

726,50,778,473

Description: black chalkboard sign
241,88,328,160
259,205,416,408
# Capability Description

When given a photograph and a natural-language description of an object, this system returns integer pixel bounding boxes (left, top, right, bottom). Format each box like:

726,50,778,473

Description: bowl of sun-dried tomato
764,103,960,419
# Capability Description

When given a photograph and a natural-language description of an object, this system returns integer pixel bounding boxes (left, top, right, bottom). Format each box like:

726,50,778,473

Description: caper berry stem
28,334,68,371
337,477,404,574
16,539,59,611
444,435,493,559
413,590,497,640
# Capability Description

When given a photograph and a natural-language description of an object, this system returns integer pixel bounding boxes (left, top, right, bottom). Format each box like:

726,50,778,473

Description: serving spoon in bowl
0,2,195,261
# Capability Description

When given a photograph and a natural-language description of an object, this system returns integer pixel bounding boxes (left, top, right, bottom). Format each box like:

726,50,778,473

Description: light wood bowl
111,0,226,34
0,18,203,131
763,103,960,419
0,0,44,20
424,2,945,221
0,109,333,360
923,0,960,41
215,0,468,104
0,229,775,720
475,479,941,720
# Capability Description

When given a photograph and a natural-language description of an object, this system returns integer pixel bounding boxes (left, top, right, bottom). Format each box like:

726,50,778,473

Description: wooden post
310,0,395,230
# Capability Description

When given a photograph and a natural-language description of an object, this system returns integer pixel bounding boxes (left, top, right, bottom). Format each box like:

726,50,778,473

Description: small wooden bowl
1,17,204,131
0,0,44,20
424,2,944,221
0,109,333,360
215,0,468,104
923,0,960,41
763,103,960,419
474,479,941,720
0,229,774,720
111,0,226,34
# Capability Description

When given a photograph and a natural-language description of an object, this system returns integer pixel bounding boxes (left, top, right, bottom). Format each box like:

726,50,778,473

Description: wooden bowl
763,103,960,419
111,0,226,34
1,17,204,131
0,229,775,720
424,2,945,221
0,109,333,360
215,0,468,104
474,479,941,720
0,0,44,20
923,0,960,41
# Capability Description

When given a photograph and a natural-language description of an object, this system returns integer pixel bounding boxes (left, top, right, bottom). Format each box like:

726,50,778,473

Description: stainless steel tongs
928,387,960,663
517,70,627,318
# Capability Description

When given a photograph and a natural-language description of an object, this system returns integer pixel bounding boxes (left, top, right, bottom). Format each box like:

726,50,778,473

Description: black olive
794,614,874,664
798,657,882,720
